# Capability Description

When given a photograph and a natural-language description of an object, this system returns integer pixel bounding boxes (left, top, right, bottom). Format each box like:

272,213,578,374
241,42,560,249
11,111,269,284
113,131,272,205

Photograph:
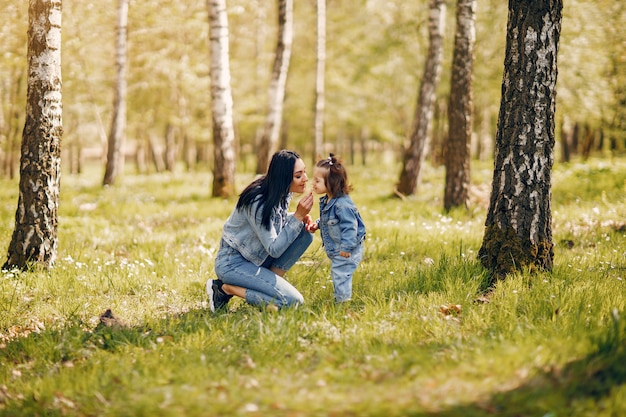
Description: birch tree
256,0,293,174
4,0,62,270
396,0,446,197
207,0,236,198
312,0,326,164
443,0,476,211
478,0,562,279
103,0,128,186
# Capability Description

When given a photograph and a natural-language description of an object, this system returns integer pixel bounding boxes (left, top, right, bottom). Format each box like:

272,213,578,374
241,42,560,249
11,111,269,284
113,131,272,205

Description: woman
207,150,315,312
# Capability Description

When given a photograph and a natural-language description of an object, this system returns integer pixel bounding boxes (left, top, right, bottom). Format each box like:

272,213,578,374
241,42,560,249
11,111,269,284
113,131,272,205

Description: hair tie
328,155,333,166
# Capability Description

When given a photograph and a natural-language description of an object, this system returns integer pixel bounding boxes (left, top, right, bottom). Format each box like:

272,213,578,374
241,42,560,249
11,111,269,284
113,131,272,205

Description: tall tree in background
4,0,62,270
443,0,476,211
207,0,236,198
312,0,326,164
396,0,446,197
604,0,626,152
478,0,562,279
102,0,128,186
0,5,28,180
256,0,293,174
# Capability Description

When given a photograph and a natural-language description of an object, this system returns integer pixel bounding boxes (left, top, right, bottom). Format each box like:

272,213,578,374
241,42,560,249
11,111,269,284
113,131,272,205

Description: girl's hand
305,217,319,233
339,251,350,258
294,192,314,221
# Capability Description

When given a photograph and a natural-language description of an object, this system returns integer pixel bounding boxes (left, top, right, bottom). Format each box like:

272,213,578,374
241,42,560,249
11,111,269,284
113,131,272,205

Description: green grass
0,157,625,416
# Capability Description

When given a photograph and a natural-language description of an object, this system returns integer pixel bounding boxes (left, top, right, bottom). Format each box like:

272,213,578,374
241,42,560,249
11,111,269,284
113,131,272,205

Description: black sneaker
206,279,232,312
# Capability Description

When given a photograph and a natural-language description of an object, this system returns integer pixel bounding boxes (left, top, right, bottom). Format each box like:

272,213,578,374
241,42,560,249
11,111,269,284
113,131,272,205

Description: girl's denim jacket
221,194,305,266
318,194,366,256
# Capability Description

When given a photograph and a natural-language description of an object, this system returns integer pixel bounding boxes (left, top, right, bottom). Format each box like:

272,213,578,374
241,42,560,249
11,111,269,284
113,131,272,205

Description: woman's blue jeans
214,230,313,308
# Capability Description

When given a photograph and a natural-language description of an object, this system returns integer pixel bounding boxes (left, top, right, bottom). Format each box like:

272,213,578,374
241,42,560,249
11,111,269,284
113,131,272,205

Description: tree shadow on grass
0,307,216,366
1,306,624,417
424,314,626,417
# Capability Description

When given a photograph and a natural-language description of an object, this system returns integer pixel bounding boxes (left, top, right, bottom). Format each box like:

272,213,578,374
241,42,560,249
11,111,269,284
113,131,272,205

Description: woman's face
289,158,308,193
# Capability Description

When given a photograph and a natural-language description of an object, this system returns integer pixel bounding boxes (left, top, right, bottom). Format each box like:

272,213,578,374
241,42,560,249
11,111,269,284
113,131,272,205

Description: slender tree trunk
478,0,562,279
312,0,326,164
430,99,447,167
581,123,594,160
207,0,236,198
603,1,626,154
103,0,128,186
164,123,176,172
571,122,580,156
148,133,165,173
256,0,293,174
444,0,476,211
396,0,446,196
4,0,63,270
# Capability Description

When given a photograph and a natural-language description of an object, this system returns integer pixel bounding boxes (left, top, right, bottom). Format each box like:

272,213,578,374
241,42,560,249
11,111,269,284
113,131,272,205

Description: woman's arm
248,195,312,258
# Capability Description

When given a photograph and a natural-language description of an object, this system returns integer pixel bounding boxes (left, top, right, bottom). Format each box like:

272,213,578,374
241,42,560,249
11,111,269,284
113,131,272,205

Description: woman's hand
294,192,314,221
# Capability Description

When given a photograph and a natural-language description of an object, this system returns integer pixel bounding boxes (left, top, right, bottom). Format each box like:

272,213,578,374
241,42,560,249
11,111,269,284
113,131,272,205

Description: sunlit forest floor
0,156,624,416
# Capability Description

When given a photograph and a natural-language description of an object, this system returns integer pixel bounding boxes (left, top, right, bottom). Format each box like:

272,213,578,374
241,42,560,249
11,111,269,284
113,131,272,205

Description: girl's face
312,167,328,196
289,158,308,193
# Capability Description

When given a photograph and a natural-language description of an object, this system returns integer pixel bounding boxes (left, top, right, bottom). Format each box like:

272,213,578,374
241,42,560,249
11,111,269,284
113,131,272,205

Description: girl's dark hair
237,150,300,230
316,153,351,197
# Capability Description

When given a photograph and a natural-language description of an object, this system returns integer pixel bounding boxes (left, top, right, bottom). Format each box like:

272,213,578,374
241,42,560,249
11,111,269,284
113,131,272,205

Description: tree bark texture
4,0,62,270
396,0,446,196
444,0,476,211
256,0,293,174
103,0,128,186
478,0,562,278
207,0,236,198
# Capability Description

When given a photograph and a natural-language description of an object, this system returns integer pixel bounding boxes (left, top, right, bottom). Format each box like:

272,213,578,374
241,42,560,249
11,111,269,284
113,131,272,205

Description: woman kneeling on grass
207,150,315,312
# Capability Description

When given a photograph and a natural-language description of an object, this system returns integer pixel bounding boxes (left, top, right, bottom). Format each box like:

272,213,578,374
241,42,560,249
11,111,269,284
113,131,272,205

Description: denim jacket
221,194,305,266
318,194,366,256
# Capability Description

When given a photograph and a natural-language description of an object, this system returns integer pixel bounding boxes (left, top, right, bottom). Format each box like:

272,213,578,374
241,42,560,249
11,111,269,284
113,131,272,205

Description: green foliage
0,157,625,416
2,0,623,164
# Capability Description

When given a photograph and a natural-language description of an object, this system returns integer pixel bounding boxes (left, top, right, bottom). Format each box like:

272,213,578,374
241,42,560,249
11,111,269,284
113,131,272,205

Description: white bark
207,0,236,197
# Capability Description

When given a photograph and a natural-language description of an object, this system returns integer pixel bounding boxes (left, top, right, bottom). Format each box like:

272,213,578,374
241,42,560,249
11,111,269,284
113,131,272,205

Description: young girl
309,154,366,303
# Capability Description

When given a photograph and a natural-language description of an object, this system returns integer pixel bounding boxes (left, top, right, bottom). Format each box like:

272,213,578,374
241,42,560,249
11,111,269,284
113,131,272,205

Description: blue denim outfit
317,194,366,302
215,194,313,308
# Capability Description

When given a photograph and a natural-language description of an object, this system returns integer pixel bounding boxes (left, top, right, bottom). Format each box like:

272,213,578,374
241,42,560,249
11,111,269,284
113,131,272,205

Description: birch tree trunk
396,0,446,196
103,0,128,186
207,0,236,198
4,0,62,270
312,0,326,164
256,0,293,174
478,0,562,279
444,0,476,211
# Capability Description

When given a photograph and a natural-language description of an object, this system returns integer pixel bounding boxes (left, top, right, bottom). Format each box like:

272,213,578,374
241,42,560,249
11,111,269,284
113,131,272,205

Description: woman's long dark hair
237,150,300,230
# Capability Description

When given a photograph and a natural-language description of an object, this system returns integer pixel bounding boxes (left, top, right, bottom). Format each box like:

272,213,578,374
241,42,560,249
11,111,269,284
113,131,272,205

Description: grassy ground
0,157,625,416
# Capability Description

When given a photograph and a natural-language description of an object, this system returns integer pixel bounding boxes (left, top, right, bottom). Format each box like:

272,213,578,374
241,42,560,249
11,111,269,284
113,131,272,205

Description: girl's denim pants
329,242,364,303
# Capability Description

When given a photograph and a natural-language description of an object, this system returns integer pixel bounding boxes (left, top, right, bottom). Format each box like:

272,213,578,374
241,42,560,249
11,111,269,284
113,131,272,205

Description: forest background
1,1,626,415
1,0,624,178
